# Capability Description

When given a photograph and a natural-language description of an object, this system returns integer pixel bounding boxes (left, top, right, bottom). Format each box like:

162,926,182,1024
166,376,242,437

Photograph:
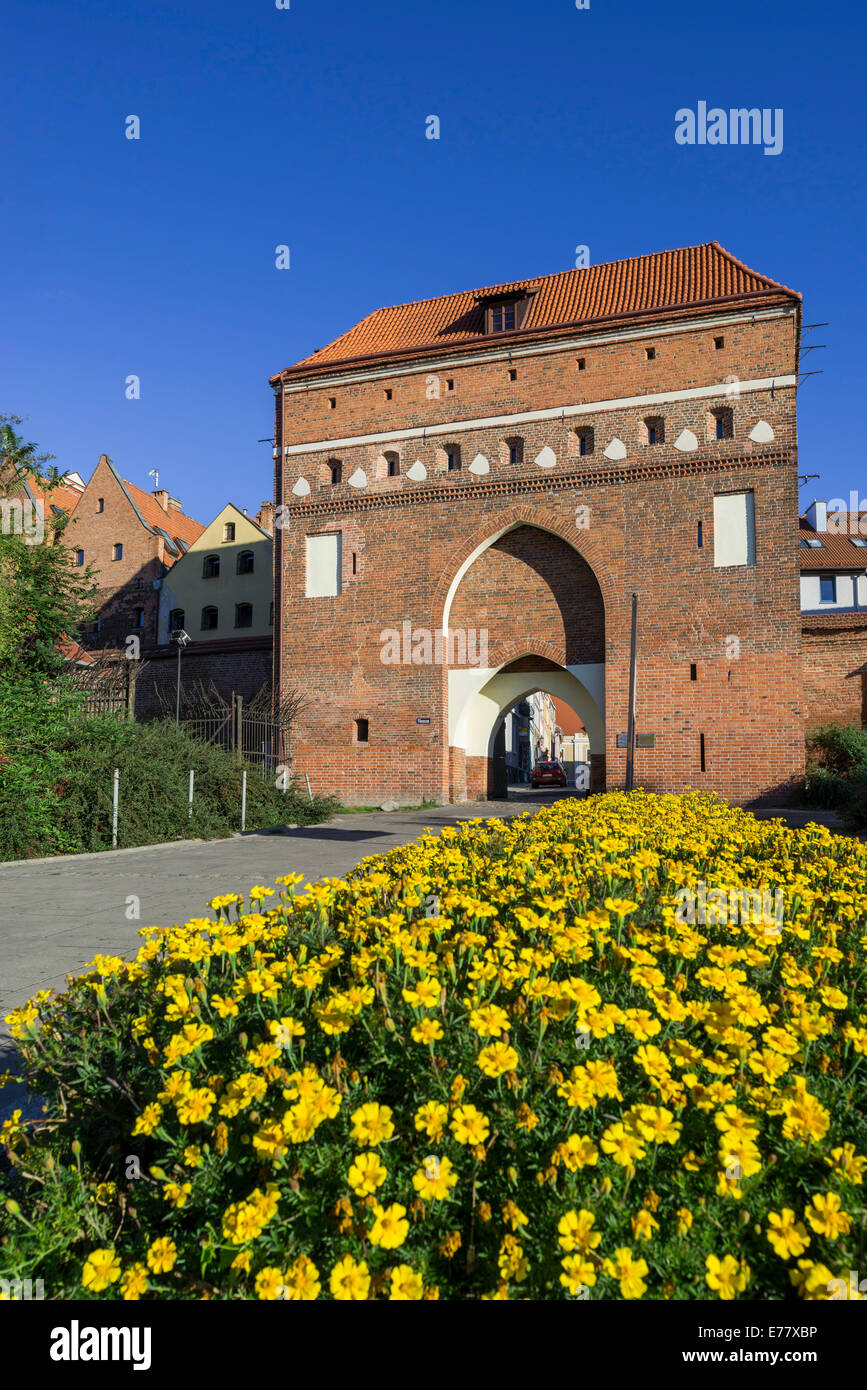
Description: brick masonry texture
273,269,805,807
802,622,867,732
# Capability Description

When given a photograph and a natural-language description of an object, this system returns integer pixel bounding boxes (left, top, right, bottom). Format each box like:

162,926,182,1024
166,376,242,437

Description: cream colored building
157,503,273,644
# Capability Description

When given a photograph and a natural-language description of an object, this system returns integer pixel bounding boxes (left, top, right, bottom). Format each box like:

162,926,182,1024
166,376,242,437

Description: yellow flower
676,1208,693,1237
450,1104,490,1146
705,1253,750,1300
369,1202,409,1250
120,1262,148,1300
766,1209,811,1260
255,1266,285,1300
348,1151,387,1196
469,1003,510,1037
350,1102,395,1146
557,1209,601,1254
412,1155,458,1201
281,1255,321,1301
389,1264,424,1300
560,1254,597,1295
82,1247,122,1293
330,1254,370,1301
477,1042,519,1078
411,1018,444,1044
414,1100,448,1139
146,1237,178,1274
804,1192,851,1239
602,1247,648,1299
600,1122,646,1166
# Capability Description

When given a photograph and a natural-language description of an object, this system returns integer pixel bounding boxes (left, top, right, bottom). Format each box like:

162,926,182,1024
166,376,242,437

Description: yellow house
157,503,273,644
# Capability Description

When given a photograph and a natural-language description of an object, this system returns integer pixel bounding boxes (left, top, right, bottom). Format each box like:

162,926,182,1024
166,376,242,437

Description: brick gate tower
270,242,804,806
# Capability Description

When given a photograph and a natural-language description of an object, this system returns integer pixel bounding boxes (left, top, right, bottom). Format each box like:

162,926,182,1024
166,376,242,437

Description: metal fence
180,693,289,779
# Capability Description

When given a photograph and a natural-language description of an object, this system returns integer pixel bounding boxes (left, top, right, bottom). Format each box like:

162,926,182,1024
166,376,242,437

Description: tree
0,415,95,679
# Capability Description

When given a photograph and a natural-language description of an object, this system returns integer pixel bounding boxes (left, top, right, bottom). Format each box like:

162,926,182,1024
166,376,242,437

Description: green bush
0,699,336,860
802,724,867,824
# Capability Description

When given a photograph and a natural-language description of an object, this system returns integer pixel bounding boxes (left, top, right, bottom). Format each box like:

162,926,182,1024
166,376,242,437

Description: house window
135,608,145,628
384,388,392,401
713,491,756,568
800,536,823,549
446,378,454,392
819,576,837,603
236,550,254,575
446,446,461,472
714,335,725,350
113,542,123,561
95,614,101,633
305,533,342,597
203,553,220,578
645,346,656,361
169,608,184,631
97,498,104,513
643,417,664,446
329,460,342,485
384,451,400,477
355,718,369,743
505,437,524,466
577,357,586,371
235,602,253,628
329,397,336,409
690,663,697,681
201,606,218,631
851,537,867,548
75,549,85,566
508,368,517,381
223,522,235,542
576,428,594,457
490,303,517,332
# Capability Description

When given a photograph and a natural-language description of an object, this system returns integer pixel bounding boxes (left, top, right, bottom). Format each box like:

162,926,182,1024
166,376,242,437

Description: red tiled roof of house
274,241,800,378
799,517,867,571
17,475,85,515
122,479,205,548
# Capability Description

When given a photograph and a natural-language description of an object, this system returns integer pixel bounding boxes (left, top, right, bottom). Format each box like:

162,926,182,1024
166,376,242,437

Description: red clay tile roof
122,479,205,548
801,611,867,631
275,241,799,378
17,475,85,516
799,517,867,571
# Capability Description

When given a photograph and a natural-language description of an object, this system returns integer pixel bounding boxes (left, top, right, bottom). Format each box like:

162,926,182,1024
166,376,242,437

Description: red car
531,760,567,788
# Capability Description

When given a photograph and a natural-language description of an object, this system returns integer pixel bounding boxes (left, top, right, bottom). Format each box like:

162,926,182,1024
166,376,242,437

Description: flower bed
2,791,865,1300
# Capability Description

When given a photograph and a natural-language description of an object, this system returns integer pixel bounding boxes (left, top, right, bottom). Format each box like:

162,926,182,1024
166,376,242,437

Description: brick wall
134,639,273,718
802,621,867,732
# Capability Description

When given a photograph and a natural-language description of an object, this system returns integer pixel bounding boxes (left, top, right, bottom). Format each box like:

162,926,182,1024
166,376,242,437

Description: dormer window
479,290,531,335
491,302,517,333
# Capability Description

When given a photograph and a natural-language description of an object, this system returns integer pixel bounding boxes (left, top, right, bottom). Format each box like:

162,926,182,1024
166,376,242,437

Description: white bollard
241,770,247,832
188,769,195,819
112,768,119,847
305,773,313,804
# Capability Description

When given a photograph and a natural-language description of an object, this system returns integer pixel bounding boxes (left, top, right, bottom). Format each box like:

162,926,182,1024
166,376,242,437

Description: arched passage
443,524,606,801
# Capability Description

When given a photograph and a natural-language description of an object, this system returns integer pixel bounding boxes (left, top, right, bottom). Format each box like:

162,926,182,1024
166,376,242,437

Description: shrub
2,791,865,1301
803,724,867,825
0,709,335,860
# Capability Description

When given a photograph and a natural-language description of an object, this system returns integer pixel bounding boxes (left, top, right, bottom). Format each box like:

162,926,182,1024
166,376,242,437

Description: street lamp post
170,628,191,724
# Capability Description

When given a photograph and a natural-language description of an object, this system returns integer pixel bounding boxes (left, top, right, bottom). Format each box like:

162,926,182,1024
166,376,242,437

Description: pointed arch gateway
439,518,607,801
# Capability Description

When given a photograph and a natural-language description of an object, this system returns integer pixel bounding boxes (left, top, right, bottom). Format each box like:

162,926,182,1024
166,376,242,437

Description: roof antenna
148,468,159,490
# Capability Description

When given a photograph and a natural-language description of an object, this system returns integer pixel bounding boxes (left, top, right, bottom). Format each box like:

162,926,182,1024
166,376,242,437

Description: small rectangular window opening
645,347,656,361
697,520,703,548
508,368,517,381
690,663,697,681
384,388,392,400
577,358,586,371
355,718,369,744
352,551,357,575
329,397,336,409
700,733,706,772
714,336,725,349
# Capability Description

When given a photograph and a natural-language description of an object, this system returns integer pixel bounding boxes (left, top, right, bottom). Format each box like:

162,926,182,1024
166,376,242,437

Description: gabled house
61,454,205,649
157,503,274,645
800,499,867,731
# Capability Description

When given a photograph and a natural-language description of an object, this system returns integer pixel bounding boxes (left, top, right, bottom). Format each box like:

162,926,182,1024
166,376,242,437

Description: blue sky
3,0,864,522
